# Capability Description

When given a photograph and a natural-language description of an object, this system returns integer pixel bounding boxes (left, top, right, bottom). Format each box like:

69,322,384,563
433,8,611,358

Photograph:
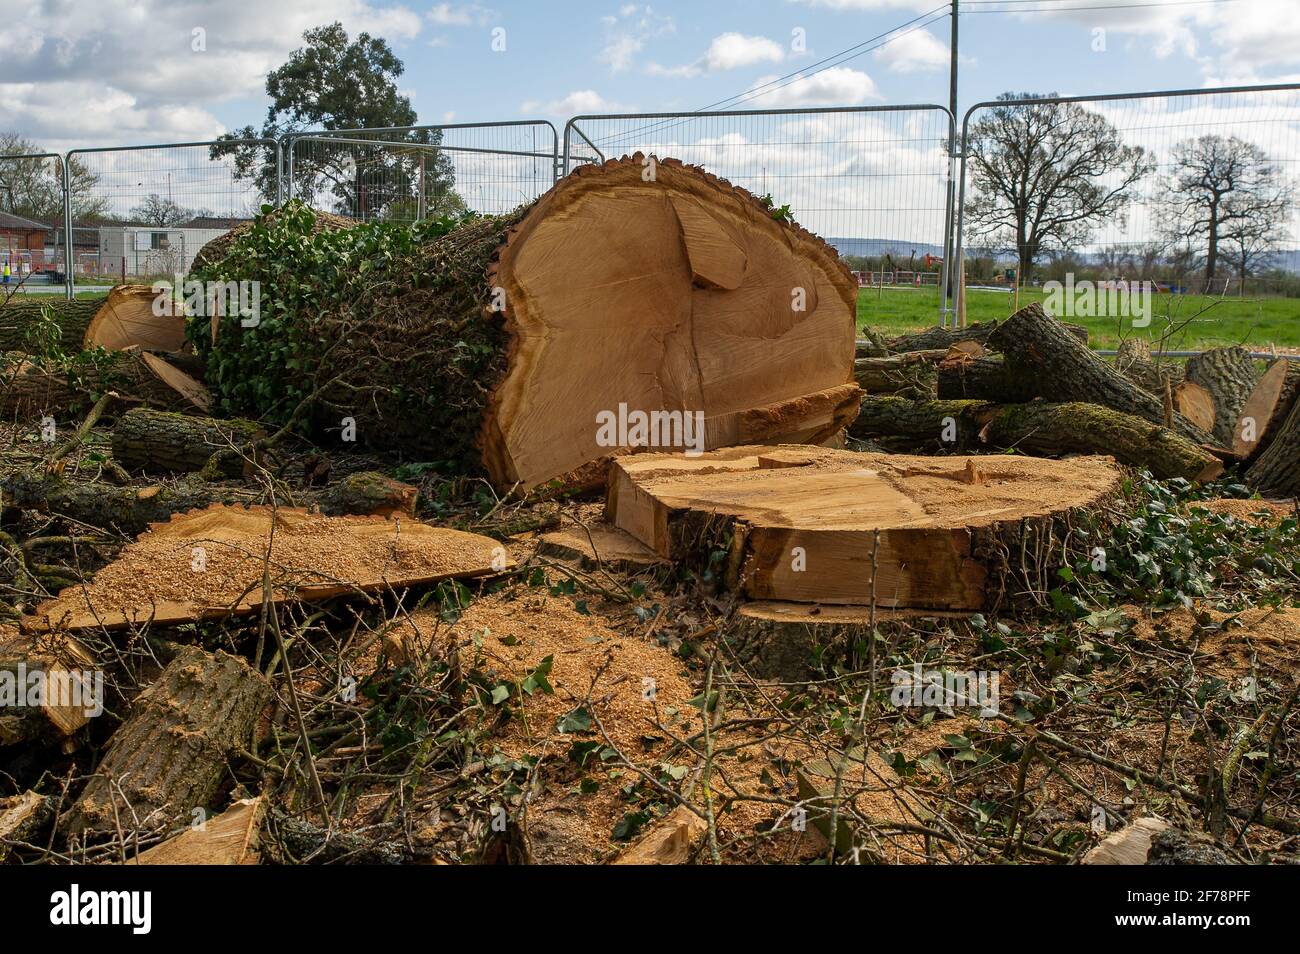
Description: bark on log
1184,346,1258,448
887,317,1087,354
111,408,264,477
853,350,945,395
936,356,1035,403
0,350,202,420
62,645,271,838
851,395,1223,481
0,298,100,352
1233,358,1300,461
207,157,859,491
1114,338,1179,395
988,303,1216,446
2,468,418,537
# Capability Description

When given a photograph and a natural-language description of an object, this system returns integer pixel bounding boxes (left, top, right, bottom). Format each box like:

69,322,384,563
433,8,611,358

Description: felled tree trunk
854,350,945,395
1114,338,1179,395
61,645,271,838
988,303,1216,446
851,396,1222,481
212,156,860,491
1233,357,1300,461
887,318,1087,354
1184,346,1258,448
111,408,264,477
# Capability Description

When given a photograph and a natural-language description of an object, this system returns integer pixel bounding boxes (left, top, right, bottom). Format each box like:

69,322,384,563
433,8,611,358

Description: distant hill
826,237,945,261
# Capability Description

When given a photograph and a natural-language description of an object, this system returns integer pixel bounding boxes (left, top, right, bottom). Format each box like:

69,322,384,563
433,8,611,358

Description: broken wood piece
0,791,51,860
1233,357,1300,460
1082,817,1171,865
1172,381,1215,434
111,408,264,477
25,505,511,632
130,796,265,865
61,646,271,838
536,523,664,571
610,805,707,864
606,445,1122,610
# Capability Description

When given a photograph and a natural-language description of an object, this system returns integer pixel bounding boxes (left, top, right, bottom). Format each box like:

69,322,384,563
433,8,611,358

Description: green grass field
858,285,1300,350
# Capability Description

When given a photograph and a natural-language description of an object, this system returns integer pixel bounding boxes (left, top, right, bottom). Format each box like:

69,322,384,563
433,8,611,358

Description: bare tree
1159,134,1294,287
129,193,192,227
962,93,1153,280
1,132,108,222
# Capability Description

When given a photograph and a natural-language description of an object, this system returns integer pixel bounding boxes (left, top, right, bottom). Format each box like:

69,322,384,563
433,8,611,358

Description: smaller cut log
0,629,99,745
0,298,101,353
83,285,187,352
61,645,271,838
854,350,945,395
1184,346,1258,448
852,396,1223,482
1114,338,1179,395
1232,358,1300,460
111,408,264,477
0,349,203,420
1245,394,1300,498
989,303,1216,446
318,471,418,518
936,356,1035,403
888,318,1087,354
1172,381,1215,433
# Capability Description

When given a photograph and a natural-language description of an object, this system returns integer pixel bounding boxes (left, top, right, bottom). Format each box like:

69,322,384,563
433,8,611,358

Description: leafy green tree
212,22,459,219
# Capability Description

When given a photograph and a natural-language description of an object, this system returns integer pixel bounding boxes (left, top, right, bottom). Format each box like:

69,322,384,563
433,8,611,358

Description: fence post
61,155,73,301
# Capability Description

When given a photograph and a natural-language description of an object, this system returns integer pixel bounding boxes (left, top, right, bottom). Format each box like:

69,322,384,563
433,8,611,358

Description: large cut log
1184,346,1258,448
191,209,355,273
1245,393,1300,498
606,445,1122,610
206,157,860,491
2,468,418,537
25,504,510,632
1232,357,1300,460
988,303,1216,445
887,318,1087,354
0,286,184,354
61,646,271,838
850,396,1223,481
111,408,264,477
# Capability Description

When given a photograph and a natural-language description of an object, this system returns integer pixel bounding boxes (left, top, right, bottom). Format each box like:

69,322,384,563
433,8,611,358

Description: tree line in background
962,92,1297,288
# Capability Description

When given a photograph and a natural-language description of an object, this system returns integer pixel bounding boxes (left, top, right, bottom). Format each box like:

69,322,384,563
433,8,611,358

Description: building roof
178,215,251,230
0,210,49,231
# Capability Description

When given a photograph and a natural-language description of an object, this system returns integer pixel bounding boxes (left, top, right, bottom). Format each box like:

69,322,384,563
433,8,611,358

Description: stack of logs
852,302,1300,494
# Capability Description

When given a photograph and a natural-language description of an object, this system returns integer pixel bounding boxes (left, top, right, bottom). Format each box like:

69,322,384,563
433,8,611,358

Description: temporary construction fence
284,121,559,221
62,139,280,289
564,104,957,315
953,83,1300,327
0,152,68,289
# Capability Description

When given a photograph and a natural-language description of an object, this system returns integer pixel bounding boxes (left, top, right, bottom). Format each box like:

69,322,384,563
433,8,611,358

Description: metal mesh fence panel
955,85,1300,343
66,139,278,284
286,121,557,222
0,152,68,296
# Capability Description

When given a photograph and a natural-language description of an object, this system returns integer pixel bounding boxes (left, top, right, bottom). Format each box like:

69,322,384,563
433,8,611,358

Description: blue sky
1,0,1297,151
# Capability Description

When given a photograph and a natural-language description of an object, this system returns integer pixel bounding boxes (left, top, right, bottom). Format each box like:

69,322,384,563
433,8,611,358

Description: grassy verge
858,284,1300,350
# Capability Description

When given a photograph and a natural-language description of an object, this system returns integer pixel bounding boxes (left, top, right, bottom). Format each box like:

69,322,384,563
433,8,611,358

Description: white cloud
872,28,950,73
521,89,622,116
598,3,674,74
742,67,879,107
0,0,424,150
427,3,496,27
650,32,785,78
